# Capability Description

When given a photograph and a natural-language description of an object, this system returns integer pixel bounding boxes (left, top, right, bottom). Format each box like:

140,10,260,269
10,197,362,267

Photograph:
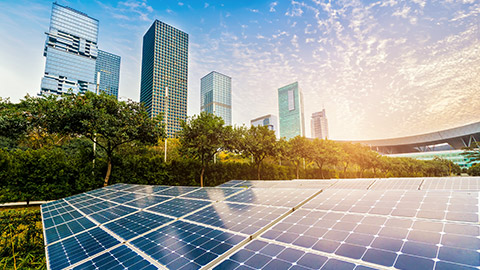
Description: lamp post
164,87,169,163
93,72,100,174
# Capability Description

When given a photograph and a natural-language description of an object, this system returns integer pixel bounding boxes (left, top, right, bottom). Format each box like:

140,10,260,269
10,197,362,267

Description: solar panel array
42,177,480,270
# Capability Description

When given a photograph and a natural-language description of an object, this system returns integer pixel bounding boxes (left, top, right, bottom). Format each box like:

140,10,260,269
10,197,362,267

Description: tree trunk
103,156,112,187
296,161,300,179
257,163,261,180
343,163,348,178
200,166,205,187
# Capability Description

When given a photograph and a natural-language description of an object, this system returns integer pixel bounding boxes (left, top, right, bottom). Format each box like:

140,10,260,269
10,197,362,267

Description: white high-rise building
311,109,329,139
200,71,232,126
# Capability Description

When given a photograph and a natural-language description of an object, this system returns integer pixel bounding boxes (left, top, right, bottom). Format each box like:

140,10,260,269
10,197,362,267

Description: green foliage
0,209,45,269
467,163,480,176
236,125,278,180
179,112,229,186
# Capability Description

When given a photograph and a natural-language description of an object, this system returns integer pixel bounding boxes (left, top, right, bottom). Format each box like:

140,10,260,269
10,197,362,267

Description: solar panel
72,245,158,270
369,178,423,190
212,239,369,270
226,188,321,208
155,186,200,197
47,227,120,270
259,208,480,269
421,177,480,190
218,180,246,187
329,179,376,189
180,187,244,201
145,197,211,217
130,220,247,269
103,211,174,241
42,180,480,270
184,202,289,235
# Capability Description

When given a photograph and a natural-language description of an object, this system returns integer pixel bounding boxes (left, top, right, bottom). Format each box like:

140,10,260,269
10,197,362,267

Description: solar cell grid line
259,206,480,269
75,199,120,215
130,219,248,270
225,188,321,208
93,190,131,201
125,194,173,209
180,187,245,201
422,177,480,190
71,244,161,270
211,239,380,270
103,210,175,241
329,179,376,190
145,197,212,218
184,202,291,235
88,204,138,224
369,178,424,190
121,184,172,195
45,216,97,245
155,185,201,197
218,180,245,187
47,227,121,270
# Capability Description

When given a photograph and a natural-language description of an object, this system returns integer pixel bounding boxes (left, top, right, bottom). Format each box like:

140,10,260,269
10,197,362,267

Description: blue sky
0,0,479,140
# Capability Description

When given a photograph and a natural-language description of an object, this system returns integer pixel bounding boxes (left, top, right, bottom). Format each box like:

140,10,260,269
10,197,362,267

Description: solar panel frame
145,197,212,218
225,188,321,208
180,187,245,201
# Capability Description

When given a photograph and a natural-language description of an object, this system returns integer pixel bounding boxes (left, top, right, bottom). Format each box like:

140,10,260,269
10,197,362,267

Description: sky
0,0,479,140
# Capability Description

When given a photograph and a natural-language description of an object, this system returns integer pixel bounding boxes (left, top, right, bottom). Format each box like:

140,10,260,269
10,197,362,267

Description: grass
0,208,45,270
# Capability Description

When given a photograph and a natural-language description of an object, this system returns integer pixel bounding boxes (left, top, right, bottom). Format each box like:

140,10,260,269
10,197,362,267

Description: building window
288,90,295,111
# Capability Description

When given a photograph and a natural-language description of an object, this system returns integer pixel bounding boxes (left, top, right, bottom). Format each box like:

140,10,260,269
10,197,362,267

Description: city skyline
1,0,479,140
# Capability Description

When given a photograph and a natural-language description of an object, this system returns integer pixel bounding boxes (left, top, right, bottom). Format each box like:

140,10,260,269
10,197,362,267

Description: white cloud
270,1,278,12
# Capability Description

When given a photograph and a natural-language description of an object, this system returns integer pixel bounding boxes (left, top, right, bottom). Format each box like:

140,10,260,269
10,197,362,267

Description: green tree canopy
45,92,164,186
179,112,228,187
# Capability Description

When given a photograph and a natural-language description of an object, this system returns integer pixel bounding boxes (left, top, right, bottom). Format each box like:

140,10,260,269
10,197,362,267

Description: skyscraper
40,3,98,95
278,82,305,140
311,109,329,139
140,20,188,137
200,71,232,126
94,50,121,98
251,114,278,138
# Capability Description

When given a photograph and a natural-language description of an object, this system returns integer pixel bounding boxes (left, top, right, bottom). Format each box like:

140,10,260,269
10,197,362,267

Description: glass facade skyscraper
95,50,121,98
278,82,305,139
40,3,99,95
140,20,188,137
200,71,232,126
311,109,329,139
251,114,278,138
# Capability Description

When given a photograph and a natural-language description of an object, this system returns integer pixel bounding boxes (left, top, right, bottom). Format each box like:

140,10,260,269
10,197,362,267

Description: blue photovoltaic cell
121,185,171,194
260,209,480,269
45,216,96,244
77,199,119,215
181,187,243,201
185,202,288,235
42,202,84,229
226,188,319,208
108,192,146,204
146,198,210,217
105,183,135,191
73,244,157,270
85,187,118,197
301,190,480,223
218,180,245,187
47,227,120,270
104,211,174,241
213,239,368,270
88,204,137,223
126,194,172,209
95,190,131,201
131,220,246,270
155,186,199,197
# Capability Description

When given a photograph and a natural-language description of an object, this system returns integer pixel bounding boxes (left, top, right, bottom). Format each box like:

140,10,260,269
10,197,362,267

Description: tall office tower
40,3,98,96
278,82,305,140
251,114,278,138
311,109,329,139
94,50,121,98
140,20,188,137
200,71,232,126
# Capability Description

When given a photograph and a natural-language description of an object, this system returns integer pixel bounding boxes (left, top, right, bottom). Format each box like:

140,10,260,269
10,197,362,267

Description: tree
338,142,357,178
286,136,310,179
46,92,164,186
309,139,342,179
237,125,278,180
179,112,228,187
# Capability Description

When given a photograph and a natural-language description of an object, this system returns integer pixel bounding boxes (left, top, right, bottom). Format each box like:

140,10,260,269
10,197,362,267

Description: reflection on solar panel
329,179,376,189
42,179,480,270
370,178,423,190
218,180,245,187
226,188,320,208
180,187,243,201
185,202,289,235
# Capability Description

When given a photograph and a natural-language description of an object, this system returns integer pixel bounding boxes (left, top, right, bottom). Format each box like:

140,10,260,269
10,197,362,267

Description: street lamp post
93,72,100,174
164,87,169,163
